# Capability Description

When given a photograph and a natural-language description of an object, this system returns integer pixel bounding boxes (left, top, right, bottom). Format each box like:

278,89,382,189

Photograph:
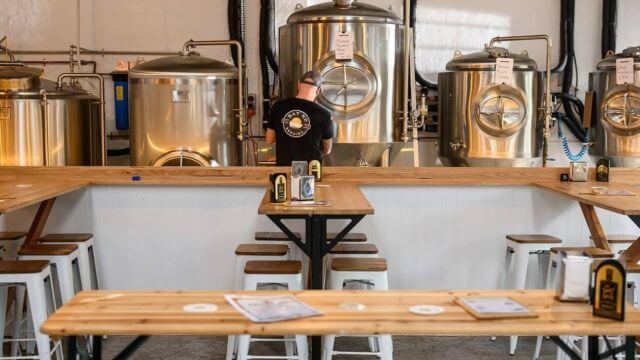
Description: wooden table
535,182,640,262
0,179,88,245
258,182,373,360
43,289,640,359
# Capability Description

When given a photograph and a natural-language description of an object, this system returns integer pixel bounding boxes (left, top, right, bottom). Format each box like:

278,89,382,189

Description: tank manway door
475,85,527,137
317,58,378,119
602,87,640,136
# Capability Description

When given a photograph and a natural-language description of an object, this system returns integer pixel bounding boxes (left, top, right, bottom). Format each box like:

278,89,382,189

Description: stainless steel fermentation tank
438,44,548,167
279,0,405,166
589,46,640,167
129,40,244,167
0,65,103,166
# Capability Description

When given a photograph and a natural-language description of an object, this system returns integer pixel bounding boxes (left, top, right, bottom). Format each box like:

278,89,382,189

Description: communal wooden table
42,289,640,360
258,182,374,360
534,182,640,261
0,179,87,245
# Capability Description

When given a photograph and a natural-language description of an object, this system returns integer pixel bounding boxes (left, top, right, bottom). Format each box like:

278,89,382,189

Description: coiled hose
555,112,589,161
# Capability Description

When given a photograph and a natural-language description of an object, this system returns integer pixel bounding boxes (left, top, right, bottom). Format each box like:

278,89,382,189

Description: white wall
1,0,639,164
1,186,637,290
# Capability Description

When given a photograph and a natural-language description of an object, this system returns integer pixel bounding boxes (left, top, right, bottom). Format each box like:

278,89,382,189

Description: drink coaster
183,303,218,313
409,305,444,315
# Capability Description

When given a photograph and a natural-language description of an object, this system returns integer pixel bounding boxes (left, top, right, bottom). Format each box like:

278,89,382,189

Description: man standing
266,71,333,166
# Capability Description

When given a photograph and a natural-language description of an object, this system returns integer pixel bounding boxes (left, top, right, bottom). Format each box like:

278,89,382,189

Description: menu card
225,295,322,323
454,297,538,319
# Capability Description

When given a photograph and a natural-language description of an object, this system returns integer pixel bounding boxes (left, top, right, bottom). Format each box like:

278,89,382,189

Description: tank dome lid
0,65,42,91
130,53,238,77
287,1,402,24
446,47,538,71
597,46,640,70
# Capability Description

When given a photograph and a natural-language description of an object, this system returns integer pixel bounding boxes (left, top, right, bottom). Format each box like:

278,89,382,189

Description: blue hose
557,115,589,161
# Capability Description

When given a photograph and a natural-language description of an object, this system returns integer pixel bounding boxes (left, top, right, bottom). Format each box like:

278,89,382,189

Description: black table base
551,336,636,360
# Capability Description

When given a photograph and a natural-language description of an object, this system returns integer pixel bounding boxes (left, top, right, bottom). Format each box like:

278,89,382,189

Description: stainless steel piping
39,90,50,166
401,0,411,142
182,40,248,162
13,47,179,57
57,73,106,166
490,35,553,167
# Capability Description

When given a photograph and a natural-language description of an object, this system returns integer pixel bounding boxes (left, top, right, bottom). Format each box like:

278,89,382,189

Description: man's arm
322,139,332,155
266,128,276,144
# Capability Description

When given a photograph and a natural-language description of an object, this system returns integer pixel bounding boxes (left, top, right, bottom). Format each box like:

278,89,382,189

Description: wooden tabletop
0,180,87,214
41,290,640,337
258,182,374,216
535,182,640,215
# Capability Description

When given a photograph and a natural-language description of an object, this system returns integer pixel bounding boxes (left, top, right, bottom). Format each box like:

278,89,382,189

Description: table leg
579,202,612,253
306,216,327,360
25,198,56,246
588,336,599,359
92,335,102,360
113,335,150,360
625,336,636,359
66,336,78,359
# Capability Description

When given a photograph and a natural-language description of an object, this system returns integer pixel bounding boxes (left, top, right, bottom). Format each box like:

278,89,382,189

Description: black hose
263,0,278,75
227,0,244,66
409,0,437,91
601,0,617,58
259,0,273,128
552,0,569,73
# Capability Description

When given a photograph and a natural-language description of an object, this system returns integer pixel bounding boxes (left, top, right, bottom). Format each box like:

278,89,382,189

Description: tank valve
450,140,466,151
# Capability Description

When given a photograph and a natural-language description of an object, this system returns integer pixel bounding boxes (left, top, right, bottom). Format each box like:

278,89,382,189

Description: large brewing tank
279,0,405,166
129,53,241,166
438,47,544,167
589,46,640,167
0,65,102,166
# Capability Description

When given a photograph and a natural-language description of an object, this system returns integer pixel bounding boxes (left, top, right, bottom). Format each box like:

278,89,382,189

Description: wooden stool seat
0,260,49,274
506,235,562,244
0,232,28,241
329,243,378,255
606,234,639,244
550,247,614,259
254,232,302,241
18,244,78,256
244,260,302,275
327,233,367,242
235,244,289,256
39,233,93,243
331,258,388,272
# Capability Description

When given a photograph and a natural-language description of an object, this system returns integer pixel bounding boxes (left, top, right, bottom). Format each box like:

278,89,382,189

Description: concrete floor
100,335,559,359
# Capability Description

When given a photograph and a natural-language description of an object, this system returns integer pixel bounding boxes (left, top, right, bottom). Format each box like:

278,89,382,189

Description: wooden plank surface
2,166,638,186
534,182,640,215
258,183,374,216
41,290,640,337
0,180,87,214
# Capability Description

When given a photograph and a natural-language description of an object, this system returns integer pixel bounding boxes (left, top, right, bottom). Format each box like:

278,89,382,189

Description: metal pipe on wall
39,90,50,166
182,39,247,164
490,35,553,167
402,0,411,142
56,73,107,166
12,48,179,57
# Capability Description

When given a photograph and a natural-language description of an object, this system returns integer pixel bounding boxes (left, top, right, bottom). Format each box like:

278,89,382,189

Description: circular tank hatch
474,85,527,137
603,88,640,135
153,150,211,167
317,56,378,119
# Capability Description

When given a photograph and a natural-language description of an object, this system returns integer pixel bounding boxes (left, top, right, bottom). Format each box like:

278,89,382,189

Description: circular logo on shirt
282,110,311,138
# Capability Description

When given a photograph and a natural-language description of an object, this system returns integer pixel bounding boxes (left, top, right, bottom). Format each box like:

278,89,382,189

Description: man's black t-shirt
268,98,333,166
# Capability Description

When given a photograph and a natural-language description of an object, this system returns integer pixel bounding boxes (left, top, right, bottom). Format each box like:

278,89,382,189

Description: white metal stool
0,232,27,261
502,234,561,355
39,233,100,290
324,243,379,289
0,260,61,360
534,247,614,360
18,244,83,304
227,244,291,360
324,257,392,360
235,260,308,360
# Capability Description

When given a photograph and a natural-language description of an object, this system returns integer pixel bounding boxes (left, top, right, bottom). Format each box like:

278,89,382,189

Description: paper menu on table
616,58,635,85
225,295,322,323
454,297,538,319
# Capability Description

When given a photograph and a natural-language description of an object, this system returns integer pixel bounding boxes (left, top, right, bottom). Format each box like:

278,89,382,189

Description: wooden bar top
0,180,87,214
534,181,640,215
42,290,640,337
258,183,374,216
